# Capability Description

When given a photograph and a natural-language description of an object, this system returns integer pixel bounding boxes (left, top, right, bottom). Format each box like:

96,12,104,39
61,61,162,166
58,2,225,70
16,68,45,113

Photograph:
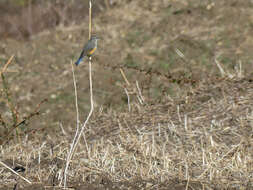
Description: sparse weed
0,56,46,145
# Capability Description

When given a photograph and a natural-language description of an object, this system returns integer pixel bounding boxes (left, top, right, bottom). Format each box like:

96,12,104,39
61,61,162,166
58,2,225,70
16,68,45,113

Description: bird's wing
82,41,94,55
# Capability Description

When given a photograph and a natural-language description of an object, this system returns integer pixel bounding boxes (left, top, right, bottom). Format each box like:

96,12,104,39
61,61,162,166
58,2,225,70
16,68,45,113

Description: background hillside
0,0,253,189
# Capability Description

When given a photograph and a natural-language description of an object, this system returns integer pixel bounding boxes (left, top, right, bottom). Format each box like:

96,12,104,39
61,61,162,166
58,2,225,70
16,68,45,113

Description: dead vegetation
1,73,253,189
1,0,253,189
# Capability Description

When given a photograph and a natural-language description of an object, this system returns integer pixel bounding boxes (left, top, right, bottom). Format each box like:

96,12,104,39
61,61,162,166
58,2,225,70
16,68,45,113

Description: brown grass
1,0,253,189
1,72,253,189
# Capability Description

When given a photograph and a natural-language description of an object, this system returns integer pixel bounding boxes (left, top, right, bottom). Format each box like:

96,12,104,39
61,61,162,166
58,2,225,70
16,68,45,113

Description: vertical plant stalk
1,55,18,134
124,88,131,112
2,74,17,126
89,0,92,39
63,0,94,188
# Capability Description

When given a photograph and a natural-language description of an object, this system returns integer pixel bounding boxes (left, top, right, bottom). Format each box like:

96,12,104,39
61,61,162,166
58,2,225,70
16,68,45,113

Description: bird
75,36,99,66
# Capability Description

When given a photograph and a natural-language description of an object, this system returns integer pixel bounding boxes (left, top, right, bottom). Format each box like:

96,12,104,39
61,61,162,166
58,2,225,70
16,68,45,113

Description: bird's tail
75,50,85,66
75,57,83,66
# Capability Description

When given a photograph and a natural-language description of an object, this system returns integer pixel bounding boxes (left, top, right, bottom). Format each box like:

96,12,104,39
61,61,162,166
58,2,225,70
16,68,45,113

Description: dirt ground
1,0,253,189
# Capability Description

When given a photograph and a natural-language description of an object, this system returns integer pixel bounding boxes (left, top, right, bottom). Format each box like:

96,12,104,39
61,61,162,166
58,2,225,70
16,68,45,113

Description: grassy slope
1,0,253,189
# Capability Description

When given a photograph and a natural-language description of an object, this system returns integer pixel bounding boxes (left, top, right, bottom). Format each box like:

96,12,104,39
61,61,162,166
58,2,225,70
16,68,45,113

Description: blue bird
75,36,99,66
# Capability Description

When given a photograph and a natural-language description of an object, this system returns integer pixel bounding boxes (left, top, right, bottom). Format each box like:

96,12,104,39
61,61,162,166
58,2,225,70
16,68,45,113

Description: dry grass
1,72,253,189
1,0,253,189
